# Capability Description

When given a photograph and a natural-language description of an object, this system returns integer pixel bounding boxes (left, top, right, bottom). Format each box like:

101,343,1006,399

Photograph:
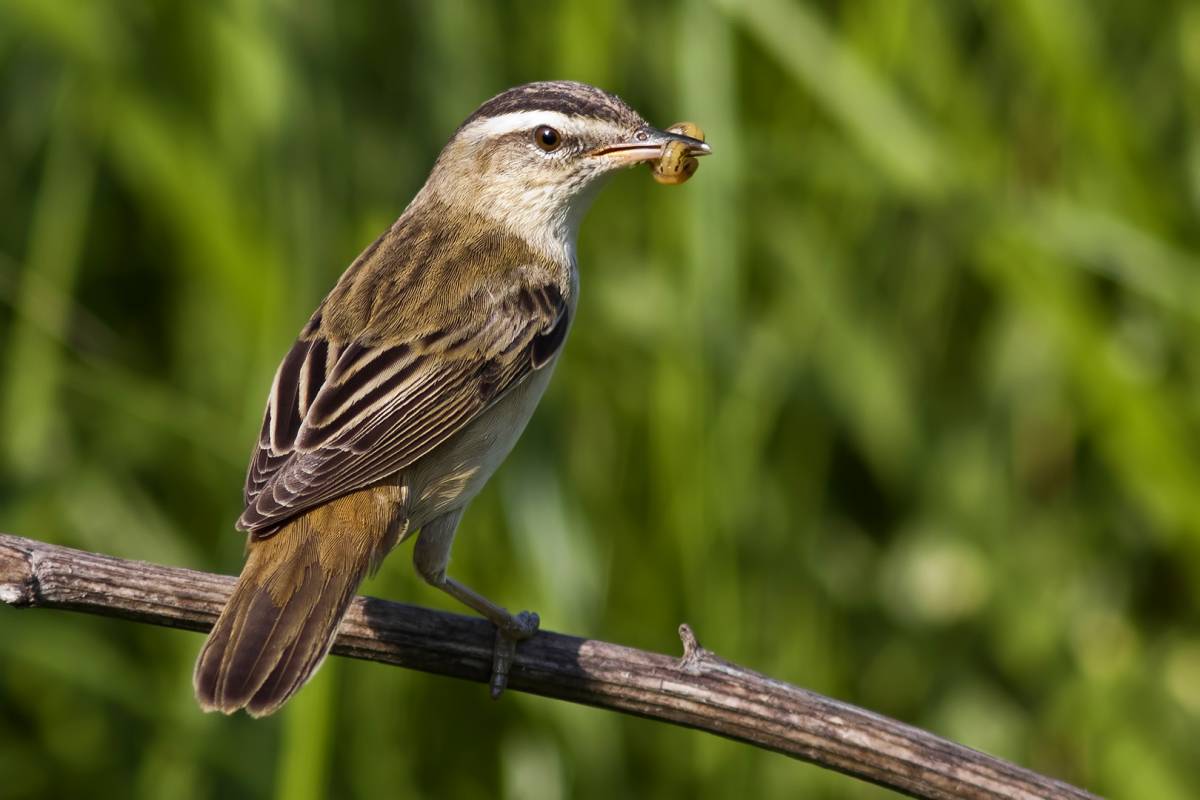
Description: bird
192,81,711,717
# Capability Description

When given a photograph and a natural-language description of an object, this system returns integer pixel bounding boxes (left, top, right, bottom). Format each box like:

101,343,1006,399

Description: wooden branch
0,532,1095,800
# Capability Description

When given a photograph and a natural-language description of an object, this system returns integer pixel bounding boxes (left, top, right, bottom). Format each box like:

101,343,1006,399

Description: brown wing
238,281,568,534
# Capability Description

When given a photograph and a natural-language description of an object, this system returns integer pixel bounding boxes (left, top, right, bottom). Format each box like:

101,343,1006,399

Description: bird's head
416,81,711,260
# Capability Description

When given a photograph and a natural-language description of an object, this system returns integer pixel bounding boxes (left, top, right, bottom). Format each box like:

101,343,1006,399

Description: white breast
404,272,578,529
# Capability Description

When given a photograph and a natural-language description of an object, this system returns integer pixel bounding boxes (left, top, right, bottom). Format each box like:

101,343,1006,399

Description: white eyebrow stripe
460,111,575,139
459,110,626,142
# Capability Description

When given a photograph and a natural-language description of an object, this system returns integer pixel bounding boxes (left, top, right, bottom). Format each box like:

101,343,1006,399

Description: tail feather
195,493,398,717
244,576,359,716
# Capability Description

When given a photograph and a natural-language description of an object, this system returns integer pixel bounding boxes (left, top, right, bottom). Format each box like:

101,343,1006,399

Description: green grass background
2,1,1199,798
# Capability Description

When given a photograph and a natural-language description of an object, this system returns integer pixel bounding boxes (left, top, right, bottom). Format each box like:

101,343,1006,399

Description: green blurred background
2,1,1199,797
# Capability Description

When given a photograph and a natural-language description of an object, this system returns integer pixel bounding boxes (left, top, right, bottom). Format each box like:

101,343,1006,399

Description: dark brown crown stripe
460,80,642,130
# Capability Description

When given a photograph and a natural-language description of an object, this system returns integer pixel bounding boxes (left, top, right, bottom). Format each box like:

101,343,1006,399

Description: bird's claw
490,610,539,699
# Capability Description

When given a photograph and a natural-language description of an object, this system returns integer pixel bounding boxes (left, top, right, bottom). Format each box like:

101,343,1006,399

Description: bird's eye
534,125,561,152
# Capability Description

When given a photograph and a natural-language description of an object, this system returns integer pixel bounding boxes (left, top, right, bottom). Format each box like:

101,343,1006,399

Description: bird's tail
194,493,399,717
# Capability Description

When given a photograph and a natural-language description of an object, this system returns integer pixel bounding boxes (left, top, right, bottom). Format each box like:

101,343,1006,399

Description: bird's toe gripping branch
490,609,540,699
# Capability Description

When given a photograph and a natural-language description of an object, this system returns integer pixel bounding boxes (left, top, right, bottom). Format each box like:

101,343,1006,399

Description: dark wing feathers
238,281,567,533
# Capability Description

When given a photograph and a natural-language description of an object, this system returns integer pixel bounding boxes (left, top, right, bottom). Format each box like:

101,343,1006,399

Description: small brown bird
193,81,710,716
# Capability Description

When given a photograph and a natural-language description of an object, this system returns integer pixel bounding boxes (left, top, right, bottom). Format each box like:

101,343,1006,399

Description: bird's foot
490,610,539,699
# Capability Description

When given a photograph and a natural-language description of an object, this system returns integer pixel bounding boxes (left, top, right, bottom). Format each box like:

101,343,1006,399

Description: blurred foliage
1,1,1198,798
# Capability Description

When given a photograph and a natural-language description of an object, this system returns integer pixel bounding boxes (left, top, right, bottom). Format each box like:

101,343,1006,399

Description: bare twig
0,532,1096,800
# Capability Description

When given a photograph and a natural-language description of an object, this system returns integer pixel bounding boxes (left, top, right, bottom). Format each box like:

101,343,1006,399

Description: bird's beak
590,126,713,167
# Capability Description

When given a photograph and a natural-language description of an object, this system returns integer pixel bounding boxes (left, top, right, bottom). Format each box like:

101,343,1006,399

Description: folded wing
239,280,568,534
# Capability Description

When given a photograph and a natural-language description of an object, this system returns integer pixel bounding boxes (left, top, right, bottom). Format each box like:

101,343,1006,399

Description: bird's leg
413,508,539,698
